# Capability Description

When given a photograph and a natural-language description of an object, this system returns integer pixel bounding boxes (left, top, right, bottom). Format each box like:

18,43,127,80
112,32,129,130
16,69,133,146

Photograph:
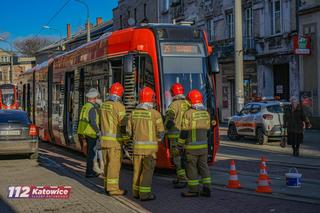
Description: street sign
293,35,311,55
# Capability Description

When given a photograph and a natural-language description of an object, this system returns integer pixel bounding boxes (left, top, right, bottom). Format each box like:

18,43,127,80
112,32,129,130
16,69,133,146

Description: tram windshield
160,42,215,112
1,88,15,106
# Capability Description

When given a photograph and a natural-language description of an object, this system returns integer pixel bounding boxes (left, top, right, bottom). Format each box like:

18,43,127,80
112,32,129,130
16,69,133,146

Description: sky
0,0,118,49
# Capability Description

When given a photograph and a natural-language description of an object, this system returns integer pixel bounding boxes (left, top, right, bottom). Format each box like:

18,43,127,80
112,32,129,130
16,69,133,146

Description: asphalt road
0,135,320,213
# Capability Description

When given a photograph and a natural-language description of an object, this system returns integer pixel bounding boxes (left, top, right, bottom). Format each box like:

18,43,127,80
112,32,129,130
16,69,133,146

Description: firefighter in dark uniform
77,88,100,178
178,89,212,197
164,83,189,188
126,87,164,201
100,82,127,196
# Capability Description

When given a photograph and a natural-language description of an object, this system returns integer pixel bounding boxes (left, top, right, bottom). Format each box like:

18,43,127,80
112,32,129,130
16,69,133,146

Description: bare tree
14,37,56,56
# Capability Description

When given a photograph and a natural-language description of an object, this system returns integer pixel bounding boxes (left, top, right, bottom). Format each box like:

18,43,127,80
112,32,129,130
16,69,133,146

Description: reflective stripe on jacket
179,108,210,154
100,100,126,148
165,99,190,140
127,108,164,157
77,103,99,138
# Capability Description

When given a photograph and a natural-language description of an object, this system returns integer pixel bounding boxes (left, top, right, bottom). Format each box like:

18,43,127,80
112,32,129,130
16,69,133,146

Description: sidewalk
0,158,140,213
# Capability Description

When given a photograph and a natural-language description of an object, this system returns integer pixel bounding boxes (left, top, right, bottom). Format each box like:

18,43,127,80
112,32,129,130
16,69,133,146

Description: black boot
296,148,300,157
293,148,297,156
181,191,199,197
173,181,187,189
200,187,211,197
140,193,156,201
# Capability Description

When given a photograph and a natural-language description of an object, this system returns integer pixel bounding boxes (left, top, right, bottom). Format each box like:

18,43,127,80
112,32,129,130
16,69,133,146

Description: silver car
0,110,38,159
228,101,289,144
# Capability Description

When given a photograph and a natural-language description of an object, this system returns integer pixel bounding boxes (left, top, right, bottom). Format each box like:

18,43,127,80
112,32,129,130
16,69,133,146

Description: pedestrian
178,89,212,197
164,83,189,188
77,88,101,178
126,87,164,201
284,96,312,157
100,82,127,196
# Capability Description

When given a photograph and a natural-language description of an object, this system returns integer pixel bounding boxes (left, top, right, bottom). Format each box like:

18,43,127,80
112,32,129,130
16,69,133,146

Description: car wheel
257,128,268,145
29,151,38,160
228,125,240,141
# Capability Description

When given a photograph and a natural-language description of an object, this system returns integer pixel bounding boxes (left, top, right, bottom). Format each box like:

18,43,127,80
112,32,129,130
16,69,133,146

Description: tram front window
162,56,208,111
2,93,14,106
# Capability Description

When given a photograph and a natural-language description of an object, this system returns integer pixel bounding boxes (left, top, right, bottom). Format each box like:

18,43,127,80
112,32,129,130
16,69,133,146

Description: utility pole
235,0,244,112
75,0,90,42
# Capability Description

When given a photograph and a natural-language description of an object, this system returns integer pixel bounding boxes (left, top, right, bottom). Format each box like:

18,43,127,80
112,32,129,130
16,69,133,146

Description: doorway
64,71,75,145
273,64,289,100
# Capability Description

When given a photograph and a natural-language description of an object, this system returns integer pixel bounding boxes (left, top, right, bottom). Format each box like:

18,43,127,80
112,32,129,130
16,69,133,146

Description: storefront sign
293,35,311,55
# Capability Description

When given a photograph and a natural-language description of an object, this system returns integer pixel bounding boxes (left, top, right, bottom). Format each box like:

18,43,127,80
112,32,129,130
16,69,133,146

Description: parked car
227,100,290,144
0,110,38,159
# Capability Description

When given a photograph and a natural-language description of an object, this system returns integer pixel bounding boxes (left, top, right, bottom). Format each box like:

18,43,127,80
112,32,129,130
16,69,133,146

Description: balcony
214,37,256,60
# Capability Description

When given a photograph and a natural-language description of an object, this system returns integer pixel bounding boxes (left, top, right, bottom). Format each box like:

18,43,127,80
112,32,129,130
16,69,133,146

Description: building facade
298,0,320,127
0,48,35,85
113,0,318,123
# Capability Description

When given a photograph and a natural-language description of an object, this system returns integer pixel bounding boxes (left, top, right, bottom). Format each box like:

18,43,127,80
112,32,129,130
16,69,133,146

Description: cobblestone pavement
0,155,143,213
8,141,316,213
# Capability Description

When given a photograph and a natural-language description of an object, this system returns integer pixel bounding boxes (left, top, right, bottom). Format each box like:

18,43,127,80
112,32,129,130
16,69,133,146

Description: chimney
96,17,103,25
67,24,71,39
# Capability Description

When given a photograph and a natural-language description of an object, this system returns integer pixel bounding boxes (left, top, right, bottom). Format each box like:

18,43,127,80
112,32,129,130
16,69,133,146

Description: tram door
64,71,75,145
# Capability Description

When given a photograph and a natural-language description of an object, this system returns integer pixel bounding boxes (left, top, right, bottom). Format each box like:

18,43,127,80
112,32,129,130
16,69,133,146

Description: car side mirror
208,52,220,74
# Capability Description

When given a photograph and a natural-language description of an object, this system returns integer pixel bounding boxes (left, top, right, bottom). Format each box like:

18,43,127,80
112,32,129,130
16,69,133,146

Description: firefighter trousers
102,147,122,192
185,153,211,193
132,155,156,200
170,143,187,182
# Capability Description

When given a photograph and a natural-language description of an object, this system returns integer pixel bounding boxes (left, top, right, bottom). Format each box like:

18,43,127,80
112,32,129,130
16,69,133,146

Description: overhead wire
35,0,72,37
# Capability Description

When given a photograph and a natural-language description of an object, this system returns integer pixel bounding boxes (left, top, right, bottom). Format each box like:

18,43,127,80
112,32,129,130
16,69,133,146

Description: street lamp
42,25,64,50
74,0,90,42
0,37,14,83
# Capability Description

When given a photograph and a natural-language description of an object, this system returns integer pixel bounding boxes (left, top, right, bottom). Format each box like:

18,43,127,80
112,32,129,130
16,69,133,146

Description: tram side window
138,55,155,91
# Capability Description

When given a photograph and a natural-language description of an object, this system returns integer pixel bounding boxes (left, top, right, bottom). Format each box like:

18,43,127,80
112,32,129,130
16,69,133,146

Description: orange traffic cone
256,166,272,193
226,160,241,189
261,156,268,168
257,163,271,184
259,157,271,184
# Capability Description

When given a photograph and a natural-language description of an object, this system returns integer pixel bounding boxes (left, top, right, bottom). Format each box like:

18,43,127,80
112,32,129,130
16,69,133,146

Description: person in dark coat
284,96,312,157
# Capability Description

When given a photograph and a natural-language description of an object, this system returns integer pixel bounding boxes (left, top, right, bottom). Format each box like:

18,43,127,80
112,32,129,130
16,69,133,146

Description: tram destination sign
161,43,204,56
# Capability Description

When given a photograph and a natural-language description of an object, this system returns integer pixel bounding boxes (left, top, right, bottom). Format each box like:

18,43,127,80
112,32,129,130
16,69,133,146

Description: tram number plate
0,130,21,136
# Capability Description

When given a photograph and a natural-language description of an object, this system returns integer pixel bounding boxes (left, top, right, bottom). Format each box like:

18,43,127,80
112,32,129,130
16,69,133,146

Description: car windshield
0,111,30,124
267,104,287,113
161,42,215,111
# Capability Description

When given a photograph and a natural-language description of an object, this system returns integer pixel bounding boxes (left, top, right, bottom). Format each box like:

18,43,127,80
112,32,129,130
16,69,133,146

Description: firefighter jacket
164,97,190,141
78,102,100,139
100,98,126,149
178,106,211,155
126,104,165,158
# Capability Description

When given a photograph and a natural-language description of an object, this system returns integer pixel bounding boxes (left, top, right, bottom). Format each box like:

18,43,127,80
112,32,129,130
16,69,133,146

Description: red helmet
187,89,203,105
139,87,155,103
170,83,184,96
109,82,124,97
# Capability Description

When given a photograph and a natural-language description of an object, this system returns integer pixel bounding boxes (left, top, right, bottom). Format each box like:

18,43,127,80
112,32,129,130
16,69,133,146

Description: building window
206,19,215,41
120,15,123,29
134,8,137,23
226,11,234,39
162,0,169,13
270,0,281,35
245,7,253,49
144,4,147,19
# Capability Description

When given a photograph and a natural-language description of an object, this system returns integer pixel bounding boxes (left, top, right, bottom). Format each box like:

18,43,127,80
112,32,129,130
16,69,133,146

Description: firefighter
178,89,212,197
77,88,100,178
100,82,127,196
164,83,189,188
126,87,164,201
